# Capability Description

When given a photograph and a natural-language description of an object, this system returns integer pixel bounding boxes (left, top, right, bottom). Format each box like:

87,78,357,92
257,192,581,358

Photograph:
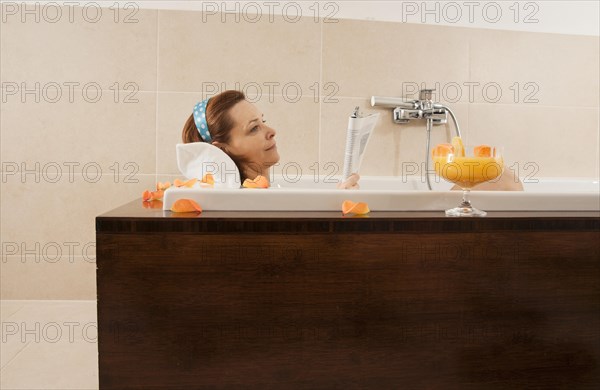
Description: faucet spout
371,96,418,109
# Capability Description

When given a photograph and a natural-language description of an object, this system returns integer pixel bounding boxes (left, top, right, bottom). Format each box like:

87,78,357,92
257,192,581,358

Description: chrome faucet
371,89,461,190
389,89,448,125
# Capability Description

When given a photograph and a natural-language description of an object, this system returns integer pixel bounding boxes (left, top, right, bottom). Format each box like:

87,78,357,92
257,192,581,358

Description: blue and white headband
193,99,211,142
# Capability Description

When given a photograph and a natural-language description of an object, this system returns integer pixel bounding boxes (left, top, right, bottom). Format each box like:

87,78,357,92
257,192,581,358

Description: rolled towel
176,142,241,189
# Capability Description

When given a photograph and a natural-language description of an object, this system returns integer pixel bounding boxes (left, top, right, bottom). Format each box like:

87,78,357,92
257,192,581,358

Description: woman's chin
266,150,280,164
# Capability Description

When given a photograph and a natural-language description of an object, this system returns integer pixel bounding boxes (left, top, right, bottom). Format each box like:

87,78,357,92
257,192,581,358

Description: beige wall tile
320,97,468,177
158,10,321,93
156,92,204,175
262,97,320,181
157,93,320,178
469,104,599,178
1,92,156,174
1,174,154,249
1,258,96,300
323,20,471,102
1,175,154,299
469,30,599,107
0,4,157,90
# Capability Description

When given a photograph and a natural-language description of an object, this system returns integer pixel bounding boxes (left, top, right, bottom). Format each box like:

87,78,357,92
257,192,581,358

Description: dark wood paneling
97,201,600,389
97,201,600,234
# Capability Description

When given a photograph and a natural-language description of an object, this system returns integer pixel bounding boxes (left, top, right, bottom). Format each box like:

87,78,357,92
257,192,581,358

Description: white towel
176,143,241,189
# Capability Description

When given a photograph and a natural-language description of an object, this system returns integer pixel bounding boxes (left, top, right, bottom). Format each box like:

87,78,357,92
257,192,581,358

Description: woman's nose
266,125,276,138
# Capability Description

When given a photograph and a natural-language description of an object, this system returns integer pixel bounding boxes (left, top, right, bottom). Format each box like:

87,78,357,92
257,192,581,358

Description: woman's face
215,100,280,172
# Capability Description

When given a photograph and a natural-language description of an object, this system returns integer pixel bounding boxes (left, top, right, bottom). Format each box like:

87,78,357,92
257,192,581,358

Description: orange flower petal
174,178,197,188
352,202,370,214
156,181,171,191
201,173,215,185
151,190,164,200
143,189,164,201
342,200,370,215
242,175,269,188
171,198,202,213
142,190,152,201
183,178,197,188
142,200,163,209
342,200,356,215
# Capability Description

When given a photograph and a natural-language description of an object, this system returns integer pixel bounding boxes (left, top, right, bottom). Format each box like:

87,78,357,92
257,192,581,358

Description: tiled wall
1,6,598,299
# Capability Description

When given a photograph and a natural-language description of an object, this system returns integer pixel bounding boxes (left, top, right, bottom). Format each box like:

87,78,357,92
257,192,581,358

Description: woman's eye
251,126,259,132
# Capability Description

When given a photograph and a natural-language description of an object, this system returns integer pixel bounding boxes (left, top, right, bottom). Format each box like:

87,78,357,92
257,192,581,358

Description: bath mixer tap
371,89,462,190
372,89,456,128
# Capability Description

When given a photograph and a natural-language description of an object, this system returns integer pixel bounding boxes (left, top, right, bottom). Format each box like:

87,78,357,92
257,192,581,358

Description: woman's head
182,90,279,182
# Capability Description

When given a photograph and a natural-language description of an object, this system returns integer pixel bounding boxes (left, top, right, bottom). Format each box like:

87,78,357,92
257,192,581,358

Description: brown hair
182,90,255,182
182,90,246,145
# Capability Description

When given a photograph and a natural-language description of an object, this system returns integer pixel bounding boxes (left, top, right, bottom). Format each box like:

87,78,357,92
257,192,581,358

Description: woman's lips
266,143,277,151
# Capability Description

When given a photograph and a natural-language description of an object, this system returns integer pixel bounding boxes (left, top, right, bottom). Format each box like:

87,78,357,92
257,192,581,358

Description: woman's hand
337,173,360,190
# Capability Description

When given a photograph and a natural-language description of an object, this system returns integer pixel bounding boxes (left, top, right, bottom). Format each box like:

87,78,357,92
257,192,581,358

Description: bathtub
162,176,600,212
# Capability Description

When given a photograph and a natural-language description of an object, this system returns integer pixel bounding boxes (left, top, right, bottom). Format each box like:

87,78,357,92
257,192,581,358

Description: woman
182,90,360,189
182,90,516,191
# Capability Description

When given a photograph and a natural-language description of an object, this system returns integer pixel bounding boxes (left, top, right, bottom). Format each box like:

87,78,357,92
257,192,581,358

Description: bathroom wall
1,3,598,299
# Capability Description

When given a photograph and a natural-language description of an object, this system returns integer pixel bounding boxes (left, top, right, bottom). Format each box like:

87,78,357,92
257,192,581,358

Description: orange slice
342,200,370,215
474,145,492,158
451,136,465,157
242,175,269,188
171,199,202,213
432,143,454,158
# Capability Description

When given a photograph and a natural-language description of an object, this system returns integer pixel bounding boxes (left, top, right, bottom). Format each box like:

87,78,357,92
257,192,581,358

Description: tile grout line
0,86,597,110
318,16,323,166
155,9,160,187
0,8,3,248
467,37,471,144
